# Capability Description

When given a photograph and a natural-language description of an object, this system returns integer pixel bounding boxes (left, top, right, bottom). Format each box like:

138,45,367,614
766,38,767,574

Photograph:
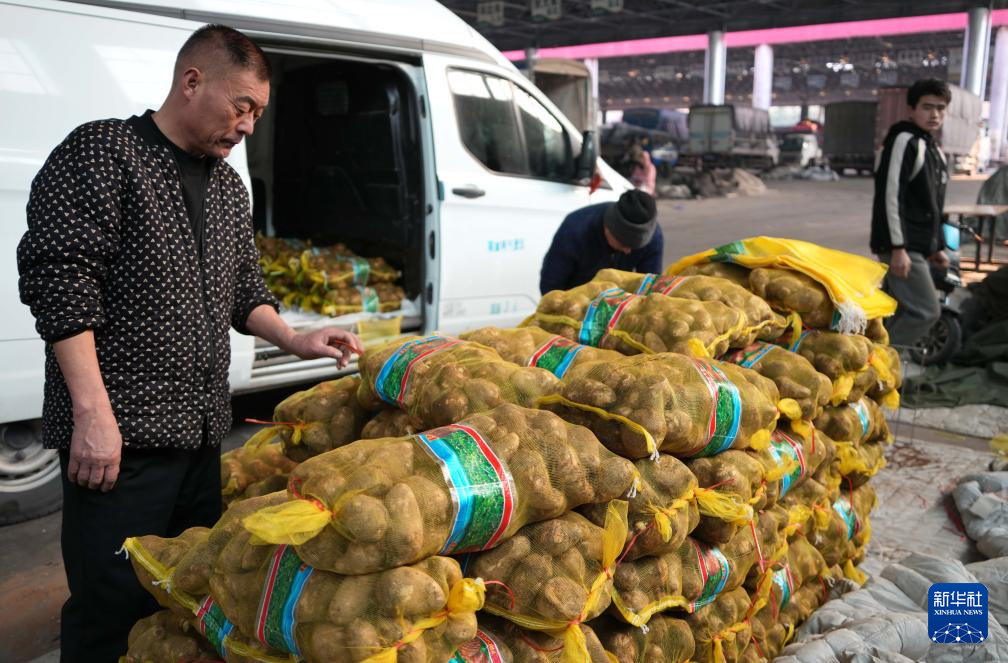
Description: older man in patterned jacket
17,25,360,662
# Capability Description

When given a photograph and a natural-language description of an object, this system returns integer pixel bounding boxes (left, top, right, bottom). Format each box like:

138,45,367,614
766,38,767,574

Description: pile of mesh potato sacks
255,235,405,317
121,238,902,663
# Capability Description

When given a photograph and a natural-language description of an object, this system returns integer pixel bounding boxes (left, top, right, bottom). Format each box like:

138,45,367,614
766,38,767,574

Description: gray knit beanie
603,189,658,249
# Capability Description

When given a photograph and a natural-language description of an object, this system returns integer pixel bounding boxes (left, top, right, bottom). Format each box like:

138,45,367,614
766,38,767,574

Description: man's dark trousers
58,443,221,663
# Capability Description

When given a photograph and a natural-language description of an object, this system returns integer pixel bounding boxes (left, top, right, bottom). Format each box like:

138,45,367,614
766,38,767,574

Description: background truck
601,107,688,178
686,104,779,170
824,84,982,175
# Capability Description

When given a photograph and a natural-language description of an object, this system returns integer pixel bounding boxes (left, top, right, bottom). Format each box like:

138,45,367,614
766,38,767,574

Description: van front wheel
0,421,62,526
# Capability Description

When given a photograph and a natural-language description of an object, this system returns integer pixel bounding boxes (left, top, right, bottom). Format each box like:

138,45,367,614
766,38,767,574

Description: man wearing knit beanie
540,189,663,294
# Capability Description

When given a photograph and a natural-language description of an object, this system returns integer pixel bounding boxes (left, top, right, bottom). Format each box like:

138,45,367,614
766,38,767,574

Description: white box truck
0,0,629,523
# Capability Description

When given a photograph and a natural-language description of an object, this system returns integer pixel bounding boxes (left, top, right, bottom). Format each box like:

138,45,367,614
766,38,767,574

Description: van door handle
451,185,485,198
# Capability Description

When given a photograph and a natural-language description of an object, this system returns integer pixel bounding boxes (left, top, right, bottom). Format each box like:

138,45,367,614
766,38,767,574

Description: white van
0,0,628,523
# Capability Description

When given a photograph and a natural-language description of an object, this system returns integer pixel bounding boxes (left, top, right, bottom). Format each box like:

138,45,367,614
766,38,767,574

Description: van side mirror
575,130,597,183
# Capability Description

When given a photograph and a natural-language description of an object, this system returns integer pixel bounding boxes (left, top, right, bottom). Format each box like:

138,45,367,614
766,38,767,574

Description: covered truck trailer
686,104,778,170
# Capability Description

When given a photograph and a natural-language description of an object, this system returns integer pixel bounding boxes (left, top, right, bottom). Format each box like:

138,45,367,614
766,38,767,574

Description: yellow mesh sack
686,451,765,545
666,238,897,334
527,281,749,358
121,610,221,663
745,535,828,623
124,505,483,663
357,336,561,430
593,614,696,663
592,269,788,344
539,353,779,460
316,283,405,317
833,441,887,486
243,405,636,575
866,343,902,409
610,505,785,626
685,587,753,663
580,454,700,561
470,502,629,663
458,615,611,663
782,329,874,403
813,398,890,446
271,376,369,463
722,342,831,422
865,317,889,344
748,428,836,512
221,428,299,508
360,408,415,439
807,484,876,568
678,262,752,288
459,326,625,379
749,579,827,660
778,476,835,542
296,246,400,288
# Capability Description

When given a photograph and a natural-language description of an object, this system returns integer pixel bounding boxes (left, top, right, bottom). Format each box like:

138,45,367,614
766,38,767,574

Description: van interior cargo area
244,51,425,374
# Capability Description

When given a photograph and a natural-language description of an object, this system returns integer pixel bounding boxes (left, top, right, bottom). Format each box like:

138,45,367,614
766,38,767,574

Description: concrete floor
3,174,999,663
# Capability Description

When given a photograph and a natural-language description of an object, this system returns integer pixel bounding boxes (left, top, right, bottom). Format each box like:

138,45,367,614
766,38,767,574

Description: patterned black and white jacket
17,118,278,450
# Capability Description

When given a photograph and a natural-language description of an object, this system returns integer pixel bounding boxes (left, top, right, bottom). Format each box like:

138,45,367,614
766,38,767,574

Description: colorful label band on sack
579,288,637,347
357,286,380,313
710,241,746,262
688,360,743,457
649,275,689,296
634,273,658,295
416,424,515,554
255,545,313,657
729,342,776,369
450,630,508,663
849,399,871,439
690,540,731,612
196,595,235,658
772,566,796,609
374,336,460,405
833,496,861,540
341,256,371,286
529,336,586,379
789,329,812,352
768,430,807,497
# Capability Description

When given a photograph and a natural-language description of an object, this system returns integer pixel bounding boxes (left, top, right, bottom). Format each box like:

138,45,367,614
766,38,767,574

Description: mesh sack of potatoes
315,283,405,316
453,614,611,663
609,505,786,626
749,428,836,514
539,353,780,460
221,428,299,508
782,329,873,404
360,408,415,439
745,535,828,625
357,336,561,430
271,376,369,463
458,326,624,379
685,587,753,663
241,405,636,575
593,269,788,344
677,262,752,288
813,398,890,446
121,610,220,663
865,342,902,409
296,247,400,288
805,483,876,570
125,501,484,663
832,440,886,487
777,475,835,544
592,614,696,663
579,454,705,562
528,281,749,358
465,503,628,662
722,342,832,424
748,579,828,660
865,317,889,344
747,267,837,330
685,451,765,546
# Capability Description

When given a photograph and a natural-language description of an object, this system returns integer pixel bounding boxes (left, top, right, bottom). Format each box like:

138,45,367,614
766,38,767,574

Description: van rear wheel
0,421,62,526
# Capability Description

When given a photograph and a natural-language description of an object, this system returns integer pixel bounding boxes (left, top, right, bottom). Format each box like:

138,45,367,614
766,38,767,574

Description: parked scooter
910,222,964,365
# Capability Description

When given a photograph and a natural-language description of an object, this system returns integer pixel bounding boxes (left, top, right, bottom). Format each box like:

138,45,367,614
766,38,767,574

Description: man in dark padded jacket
870,78,951,348
17,25,361,662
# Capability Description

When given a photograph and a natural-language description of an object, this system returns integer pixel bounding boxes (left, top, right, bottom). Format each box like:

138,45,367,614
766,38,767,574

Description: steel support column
753,44,773,110
704,30,727,105
961,6,992,99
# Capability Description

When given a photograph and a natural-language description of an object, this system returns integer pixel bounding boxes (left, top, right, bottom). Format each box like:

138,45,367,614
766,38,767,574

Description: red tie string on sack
482,580,516,611
749,520,767,574
330,337,365,356
519,632,565,654
749,634,766,660
287,475,329,516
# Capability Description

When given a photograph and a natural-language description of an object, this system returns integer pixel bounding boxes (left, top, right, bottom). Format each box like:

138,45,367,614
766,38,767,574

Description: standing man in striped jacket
870,78,951,349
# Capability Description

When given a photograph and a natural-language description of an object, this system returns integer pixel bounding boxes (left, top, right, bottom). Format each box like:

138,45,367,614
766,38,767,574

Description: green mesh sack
221,428,299,508
357,336,560,431
242,405,636,575
593,269,787,344
677,262,752,288
580,454,711,562
527,281,749,358
272,376,369,462
592,614,696,663
685,587,753,663
459,326,625,379
466,504,629,662
360,408,415,439
539,353,780,460
124,494,484,663
813,398,890,446
722,342,832,423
